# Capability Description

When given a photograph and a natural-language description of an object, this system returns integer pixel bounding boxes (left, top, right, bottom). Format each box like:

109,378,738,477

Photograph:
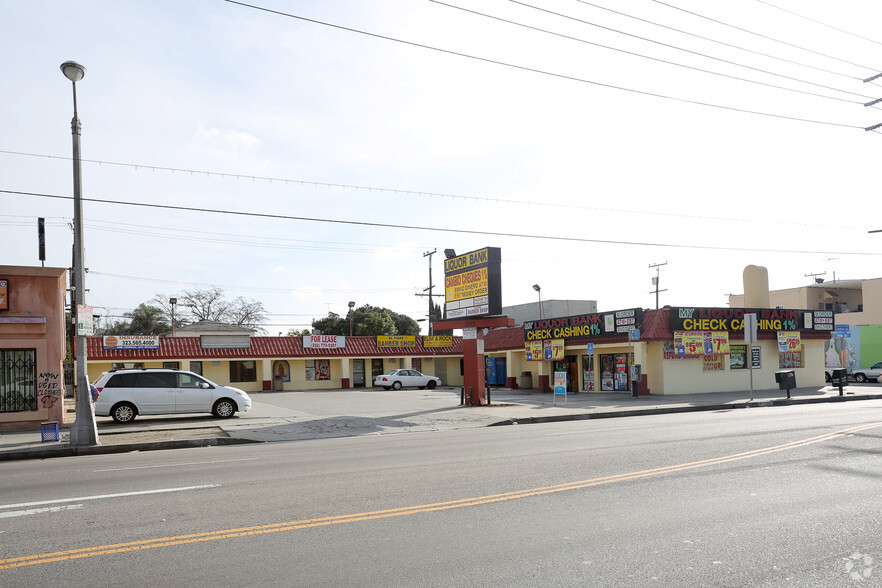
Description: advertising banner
377,335,416,348
423,335,453,348
103,335,160,350
303,335,345,349
525,341,543,361
777,331,801,353
0,279,7,310
702,354,725,371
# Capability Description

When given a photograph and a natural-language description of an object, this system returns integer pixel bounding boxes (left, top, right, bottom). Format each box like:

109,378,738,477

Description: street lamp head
169,297,177,305
60,61,86,83
444,249,457,259
532,284,541,292
348,301,355,309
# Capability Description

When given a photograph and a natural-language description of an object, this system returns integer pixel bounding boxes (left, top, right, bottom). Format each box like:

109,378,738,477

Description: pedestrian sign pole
744,313,757,401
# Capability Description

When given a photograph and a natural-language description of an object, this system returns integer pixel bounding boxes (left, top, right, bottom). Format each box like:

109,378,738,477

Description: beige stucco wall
653,339,826,394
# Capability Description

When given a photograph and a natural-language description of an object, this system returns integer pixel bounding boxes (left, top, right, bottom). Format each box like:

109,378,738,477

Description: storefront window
582,355,594,391
229,360,257,382
779,347,804,369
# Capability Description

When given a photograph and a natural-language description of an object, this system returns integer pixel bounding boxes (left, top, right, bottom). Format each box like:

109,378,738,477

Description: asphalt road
3,401,881,586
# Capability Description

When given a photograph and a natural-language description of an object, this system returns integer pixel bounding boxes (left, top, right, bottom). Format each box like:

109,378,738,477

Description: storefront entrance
552,355,579,392
599,353,630,392
353,359,365,387
582,354,595,391
371,359,385,386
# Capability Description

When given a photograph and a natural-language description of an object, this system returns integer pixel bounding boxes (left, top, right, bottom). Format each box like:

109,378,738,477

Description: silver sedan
374,369,441,390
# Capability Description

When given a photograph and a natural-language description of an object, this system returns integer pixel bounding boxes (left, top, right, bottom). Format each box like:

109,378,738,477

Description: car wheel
825,372,831,383
419,386,426,390
856,373,867,383
392,381,402,390
111,402,137,424
212,399,236,418
427,380,437,390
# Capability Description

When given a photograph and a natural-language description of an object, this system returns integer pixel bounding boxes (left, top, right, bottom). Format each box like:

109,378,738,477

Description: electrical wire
488,0,872,102
4,188,881,257
222,0,863,129
652,0,881,73
571,0,868,81
756,0,882,49
0,150,868,230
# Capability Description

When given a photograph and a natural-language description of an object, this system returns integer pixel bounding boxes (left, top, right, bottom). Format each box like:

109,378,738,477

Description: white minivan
93,368,252,423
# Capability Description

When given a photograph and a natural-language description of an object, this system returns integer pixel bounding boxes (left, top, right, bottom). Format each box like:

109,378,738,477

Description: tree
286,328,311,336
431,302,452,336
312,312,346,335
151,288,268,333
98,303,170,335
310,305,419,337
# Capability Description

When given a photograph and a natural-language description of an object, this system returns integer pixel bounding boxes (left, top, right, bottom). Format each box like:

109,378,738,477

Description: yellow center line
2,421,878,570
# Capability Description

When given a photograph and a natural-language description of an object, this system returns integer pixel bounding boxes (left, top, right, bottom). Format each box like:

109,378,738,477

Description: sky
3,0,882,335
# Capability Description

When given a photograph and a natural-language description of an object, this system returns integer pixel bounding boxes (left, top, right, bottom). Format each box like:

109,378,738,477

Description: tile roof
87,335,464,361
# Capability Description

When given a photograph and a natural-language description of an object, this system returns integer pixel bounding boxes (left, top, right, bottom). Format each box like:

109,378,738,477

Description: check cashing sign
444,247,502,320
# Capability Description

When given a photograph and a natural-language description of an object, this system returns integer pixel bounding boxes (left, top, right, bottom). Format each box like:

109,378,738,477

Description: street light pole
532,284,543,320
348,301,355,337
62,60,99,446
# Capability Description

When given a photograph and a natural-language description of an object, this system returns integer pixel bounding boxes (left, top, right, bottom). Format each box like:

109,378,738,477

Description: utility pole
649,262,668,309
415,250,436,335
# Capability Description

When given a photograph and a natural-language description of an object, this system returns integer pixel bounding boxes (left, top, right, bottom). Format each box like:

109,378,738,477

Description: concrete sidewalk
2,383,881,461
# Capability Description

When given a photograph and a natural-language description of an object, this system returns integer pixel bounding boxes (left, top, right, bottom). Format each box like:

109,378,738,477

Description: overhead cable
4,188,880,257
223,0,863,129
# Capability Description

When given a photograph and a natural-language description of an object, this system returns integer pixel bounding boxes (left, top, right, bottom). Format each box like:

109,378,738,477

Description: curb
489,393,882,427
0,436,260,462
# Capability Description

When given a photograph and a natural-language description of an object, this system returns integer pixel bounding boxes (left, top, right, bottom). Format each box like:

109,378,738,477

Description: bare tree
226,296,267,332
181,287,230,322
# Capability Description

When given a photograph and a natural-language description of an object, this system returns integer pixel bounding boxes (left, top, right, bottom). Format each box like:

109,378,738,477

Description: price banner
525,341,543,361
777,331,801,353
674,331,704,355
706,331,730,355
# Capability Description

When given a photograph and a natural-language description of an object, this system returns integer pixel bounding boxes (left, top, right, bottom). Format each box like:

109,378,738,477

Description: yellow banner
525,341,543,361
777,331,801,352
445,267,488,302
423,336,453,348
377,335,416,348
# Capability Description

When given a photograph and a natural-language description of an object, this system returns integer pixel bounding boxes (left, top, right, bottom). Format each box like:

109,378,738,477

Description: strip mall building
84,306,831,396
0,263,833,430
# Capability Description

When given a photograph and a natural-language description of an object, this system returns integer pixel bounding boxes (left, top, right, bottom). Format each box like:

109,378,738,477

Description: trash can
519,371,533,389
40,421,60,443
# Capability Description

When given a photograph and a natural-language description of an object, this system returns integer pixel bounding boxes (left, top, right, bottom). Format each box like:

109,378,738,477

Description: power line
572,0,868,81
222,0,863,129
652,0,881,73
756,0,882,49
5,188,881,257
0,151,868,229
488,0,873,103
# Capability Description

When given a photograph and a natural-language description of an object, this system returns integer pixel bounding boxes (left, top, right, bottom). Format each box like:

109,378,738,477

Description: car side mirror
201,382,210,389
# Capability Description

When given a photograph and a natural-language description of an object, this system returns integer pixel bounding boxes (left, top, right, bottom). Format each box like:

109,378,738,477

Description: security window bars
0,349,37,413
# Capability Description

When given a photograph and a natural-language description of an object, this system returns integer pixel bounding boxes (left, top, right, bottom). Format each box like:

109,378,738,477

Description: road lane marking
93,458,257,472
0,485,221,511
2,422,879,570
0,505,84,519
